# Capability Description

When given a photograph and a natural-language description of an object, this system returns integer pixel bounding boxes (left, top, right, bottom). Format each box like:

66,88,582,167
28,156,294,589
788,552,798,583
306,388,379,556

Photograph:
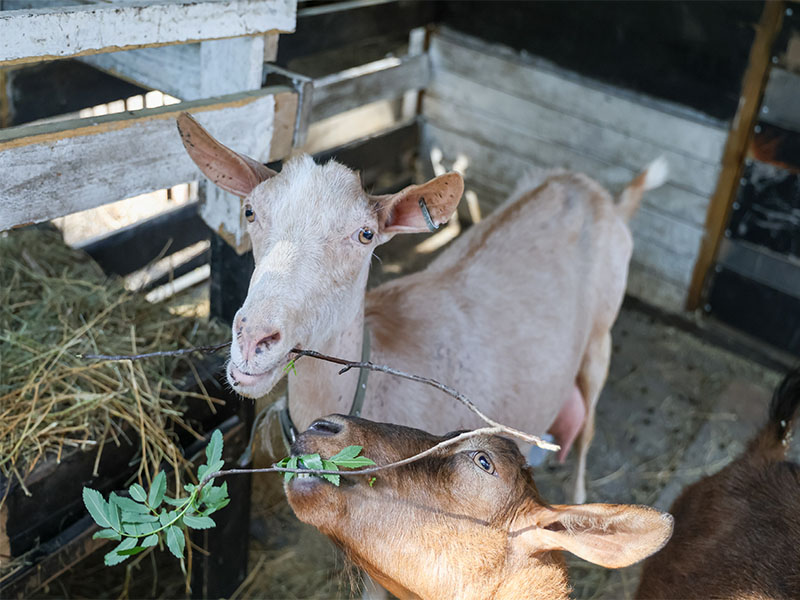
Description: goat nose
254,331,280,355
308,419,342,436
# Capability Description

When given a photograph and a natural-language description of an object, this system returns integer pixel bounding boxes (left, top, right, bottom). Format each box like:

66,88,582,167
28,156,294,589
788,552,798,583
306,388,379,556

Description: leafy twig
80,343,558,452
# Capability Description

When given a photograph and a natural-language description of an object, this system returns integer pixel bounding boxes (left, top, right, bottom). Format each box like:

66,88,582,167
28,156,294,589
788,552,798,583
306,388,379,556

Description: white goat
177,112,668,503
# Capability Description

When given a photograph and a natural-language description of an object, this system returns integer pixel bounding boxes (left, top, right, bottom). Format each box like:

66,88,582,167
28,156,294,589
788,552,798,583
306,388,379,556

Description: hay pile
0,228,226,496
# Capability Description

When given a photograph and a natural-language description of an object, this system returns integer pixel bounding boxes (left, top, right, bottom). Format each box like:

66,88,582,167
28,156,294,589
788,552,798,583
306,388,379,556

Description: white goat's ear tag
377,172,464,234
176,112,276,198
513,503,673,569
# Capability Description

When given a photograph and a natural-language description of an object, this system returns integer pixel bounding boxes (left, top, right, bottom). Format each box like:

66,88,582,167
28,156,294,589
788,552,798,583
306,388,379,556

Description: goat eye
471,451,495,475
244,204,255,223
357,227,374,244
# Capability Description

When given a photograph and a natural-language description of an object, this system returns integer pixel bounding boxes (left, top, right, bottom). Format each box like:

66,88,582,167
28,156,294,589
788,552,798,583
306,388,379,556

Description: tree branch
78,342,231,361
78,342,560,453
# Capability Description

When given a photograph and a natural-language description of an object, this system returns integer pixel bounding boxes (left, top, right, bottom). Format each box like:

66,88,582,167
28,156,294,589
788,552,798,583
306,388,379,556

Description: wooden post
0,69,10,128
685,1,785,311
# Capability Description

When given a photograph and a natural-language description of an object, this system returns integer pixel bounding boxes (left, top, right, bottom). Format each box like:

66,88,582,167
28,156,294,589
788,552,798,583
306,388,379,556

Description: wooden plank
0,87,297,231
312,53,430,122
78,203,209,277
429,32,728,164
81,35,266,101
277,0,437,66
425,124,699,290
426,71,721,198
761,67,800,133
687,1,786,310
0,0,296,67
424,82,718,218
424,119,709,238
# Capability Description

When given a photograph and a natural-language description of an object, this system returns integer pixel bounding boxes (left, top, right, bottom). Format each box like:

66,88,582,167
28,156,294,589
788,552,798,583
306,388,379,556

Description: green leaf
321,460,340,486
165,525,185,560
129,483,147,503
93,528,122,541
183,515,216,529
148,472,166,508
159,510,173,527
368,477,377,487
275,456,290,468
110,493,149,513
332,456,376,469
123,522,159,536
120,511,159,523
205,429,223,470
104,537,137,566
162,496,187,507
330,445,363,462
208,497,230,513
108,501,121,531
141,533,159,548
118,546,147,557
285,456,300,480
299,453,323,471
83,487,111,528
201,482,228,506
183,483,196,494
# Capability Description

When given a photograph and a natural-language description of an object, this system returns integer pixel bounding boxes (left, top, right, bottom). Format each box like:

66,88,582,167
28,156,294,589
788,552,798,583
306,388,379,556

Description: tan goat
636,368,800,599
177,112,668,503
285,414,673,600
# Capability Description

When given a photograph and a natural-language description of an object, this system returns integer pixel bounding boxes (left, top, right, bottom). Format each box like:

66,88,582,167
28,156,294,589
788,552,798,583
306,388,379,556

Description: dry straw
0,228,226,503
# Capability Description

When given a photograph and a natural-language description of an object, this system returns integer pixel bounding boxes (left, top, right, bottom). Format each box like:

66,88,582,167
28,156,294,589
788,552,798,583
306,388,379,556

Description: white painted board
0,88,297,231
0,0,296,66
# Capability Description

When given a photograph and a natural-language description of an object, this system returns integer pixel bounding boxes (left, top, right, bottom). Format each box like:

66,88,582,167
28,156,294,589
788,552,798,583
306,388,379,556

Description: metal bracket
263,64,314,148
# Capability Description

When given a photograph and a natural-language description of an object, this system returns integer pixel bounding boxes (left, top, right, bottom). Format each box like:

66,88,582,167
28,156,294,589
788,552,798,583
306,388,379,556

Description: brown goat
285,415,673,600
636,368,800,600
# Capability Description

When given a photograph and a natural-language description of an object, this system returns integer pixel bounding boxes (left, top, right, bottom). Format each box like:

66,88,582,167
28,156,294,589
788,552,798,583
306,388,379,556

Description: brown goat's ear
513,504,673,569
373,172,463,234
176,112,276,198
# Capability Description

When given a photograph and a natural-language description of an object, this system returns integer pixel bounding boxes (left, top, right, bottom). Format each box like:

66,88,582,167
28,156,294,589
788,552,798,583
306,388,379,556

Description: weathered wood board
424,30,729,313
0,0,296,67
0,87,297,231
311,53,430,122
80,34,278,101
429,32,728,163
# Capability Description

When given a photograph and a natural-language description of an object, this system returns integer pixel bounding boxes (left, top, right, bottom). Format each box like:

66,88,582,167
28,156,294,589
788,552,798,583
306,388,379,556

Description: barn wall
422,29,729,313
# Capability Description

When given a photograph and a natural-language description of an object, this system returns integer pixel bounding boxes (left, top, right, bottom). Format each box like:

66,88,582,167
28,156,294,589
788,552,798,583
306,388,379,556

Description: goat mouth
228,352,294,389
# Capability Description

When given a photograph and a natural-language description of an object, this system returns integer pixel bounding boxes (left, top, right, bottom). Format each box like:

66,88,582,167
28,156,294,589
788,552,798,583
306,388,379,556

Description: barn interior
1,1,799,598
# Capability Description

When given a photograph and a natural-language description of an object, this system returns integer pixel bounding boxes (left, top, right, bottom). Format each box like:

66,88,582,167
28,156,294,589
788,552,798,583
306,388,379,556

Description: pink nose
234,315,281,362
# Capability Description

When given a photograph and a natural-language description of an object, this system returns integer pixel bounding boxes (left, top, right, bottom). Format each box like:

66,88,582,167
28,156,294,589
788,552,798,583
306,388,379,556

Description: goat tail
748,367,800,461
616,156,669,221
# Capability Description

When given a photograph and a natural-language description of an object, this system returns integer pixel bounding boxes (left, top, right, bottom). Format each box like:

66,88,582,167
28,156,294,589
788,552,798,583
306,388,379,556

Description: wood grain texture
423,94,713,226
0,88,296,231
312,53,430,122
429,32,728,164
0,0,296,66
687,1,785,310
424,123,701,297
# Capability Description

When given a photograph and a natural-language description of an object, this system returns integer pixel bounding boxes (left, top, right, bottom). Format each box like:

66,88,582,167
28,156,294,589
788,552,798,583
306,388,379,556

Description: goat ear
176,112,276,198
374,172,463,234
514,504,673,569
